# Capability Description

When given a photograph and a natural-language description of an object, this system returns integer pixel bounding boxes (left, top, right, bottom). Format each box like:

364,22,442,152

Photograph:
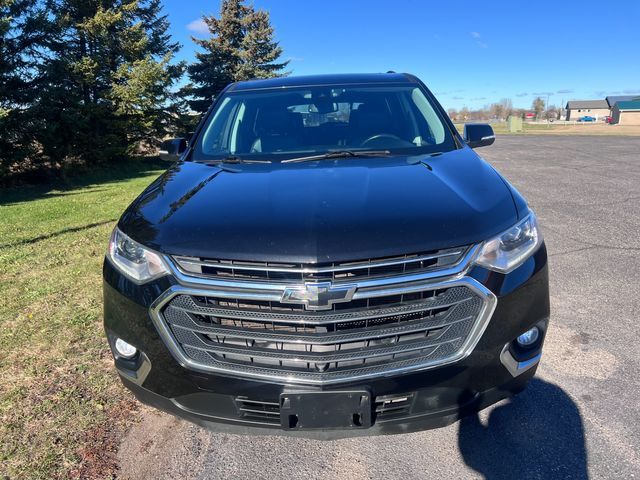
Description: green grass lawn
0,160,165,479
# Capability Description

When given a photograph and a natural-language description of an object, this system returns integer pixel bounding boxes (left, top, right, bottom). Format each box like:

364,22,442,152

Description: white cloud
470,31,487,48
187,18,209,35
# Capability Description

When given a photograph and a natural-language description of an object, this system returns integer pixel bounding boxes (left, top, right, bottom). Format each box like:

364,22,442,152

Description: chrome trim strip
499,345,542,377
172,248,466,275
148,275,497,385
161,245,481,297
116,352,152,386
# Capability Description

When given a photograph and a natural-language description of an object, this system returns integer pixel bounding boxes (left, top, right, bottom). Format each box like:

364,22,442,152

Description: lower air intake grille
235,397,281,424
235,393,416,424
375,394,415,419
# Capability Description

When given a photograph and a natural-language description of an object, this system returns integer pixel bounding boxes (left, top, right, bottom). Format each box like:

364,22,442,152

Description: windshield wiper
202,156,272,165
281,150,391,164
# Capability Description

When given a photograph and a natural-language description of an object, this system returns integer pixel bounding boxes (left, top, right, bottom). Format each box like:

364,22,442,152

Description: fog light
114,338,137,358
516,327,540,347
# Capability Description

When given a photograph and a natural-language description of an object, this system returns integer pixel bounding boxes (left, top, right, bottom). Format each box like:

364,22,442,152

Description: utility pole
546,94,550,126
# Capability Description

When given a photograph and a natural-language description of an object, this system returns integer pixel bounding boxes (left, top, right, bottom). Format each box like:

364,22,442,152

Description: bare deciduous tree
532,97,546,119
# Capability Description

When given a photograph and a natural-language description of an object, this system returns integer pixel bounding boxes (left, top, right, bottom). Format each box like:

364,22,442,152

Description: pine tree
0,0,47,177
186,0,289,113
33,0,184,166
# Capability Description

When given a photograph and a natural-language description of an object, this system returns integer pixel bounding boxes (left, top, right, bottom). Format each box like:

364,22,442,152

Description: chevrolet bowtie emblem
281,282,357,311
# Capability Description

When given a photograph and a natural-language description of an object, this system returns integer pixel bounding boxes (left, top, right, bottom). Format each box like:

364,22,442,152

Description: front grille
159,284,486,384
375,394,415,419
151,245,495,384
172,247,468,283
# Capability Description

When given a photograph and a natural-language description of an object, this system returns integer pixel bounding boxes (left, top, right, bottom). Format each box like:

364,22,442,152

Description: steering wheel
360,133,404,148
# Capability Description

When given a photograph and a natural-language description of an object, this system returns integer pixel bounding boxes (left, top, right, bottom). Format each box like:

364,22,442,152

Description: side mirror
159,138,187,162
463,124,495,149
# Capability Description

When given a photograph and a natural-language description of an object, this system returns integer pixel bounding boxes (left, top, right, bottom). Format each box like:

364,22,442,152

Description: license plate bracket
280,391,372,430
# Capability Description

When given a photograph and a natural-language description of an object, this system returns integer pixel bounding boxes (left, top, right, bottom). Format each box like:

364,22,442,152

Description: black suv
104,73,549,438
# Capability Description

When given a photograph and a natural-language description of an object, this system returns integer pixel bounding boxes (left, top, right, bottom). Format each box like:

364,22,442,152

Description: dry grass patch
455,122,640,136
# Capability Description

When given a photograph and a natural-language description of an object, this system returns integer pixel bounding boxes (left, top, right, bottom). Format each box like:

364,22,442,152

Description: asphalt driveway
117,135,640,479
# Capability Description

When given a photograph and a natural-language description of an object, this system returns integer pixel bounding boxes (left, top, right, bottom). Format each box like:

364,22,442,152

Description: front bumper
103,244,549,438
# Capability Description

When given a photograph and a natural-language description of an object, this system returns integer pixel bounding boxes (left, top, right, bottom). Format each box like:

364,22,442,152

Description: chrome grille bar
163,245,482,296
163,303,477,345
170,324,465,363
167,286,473,325
173,247,466,275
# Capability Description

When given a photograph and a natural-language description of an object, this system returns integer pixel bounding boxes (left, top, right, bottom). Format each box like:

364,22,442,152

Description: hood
119,148,519,263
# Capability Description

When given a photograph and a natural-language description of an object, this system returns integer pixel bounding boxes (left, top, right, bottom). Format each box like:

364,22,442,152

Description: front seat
348,103,393,146
251,108,302,153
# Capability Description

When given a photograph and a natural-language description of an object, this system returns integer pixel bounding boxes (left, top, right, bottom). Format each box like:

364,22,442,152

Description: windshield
193,84,457,161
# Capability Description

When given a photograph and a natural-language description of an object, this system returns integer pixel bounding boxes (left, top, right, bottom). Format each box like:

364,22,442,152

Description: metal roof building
606,95,640,108
611,100,640,125
565,100,610,121
565,100,609,110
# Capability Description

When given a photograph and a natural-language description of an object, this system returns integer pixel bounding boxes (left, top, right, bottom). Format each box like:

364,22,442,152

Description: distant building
611,101,640,125
565,100,610,121
606,95,640,109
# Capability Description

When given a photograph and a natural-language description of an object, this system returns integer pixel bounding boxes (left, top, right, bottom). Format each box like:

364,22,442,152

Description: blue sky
163,0,640,110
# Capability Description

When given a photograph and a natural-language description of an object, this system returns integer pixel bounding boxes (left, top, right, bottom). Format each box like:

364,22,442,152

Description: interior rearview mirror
159,138,187,162
463,124,495,149
312,89,338,114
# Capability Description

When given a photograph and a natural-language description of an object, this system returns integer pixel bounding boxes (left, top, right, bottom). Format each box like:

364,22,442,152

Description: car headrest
350,103,391,136
255,109,302,136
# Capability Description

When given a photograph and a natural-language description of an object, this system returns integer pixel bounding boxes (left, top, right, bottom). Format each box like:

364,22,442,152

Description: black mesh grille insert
159,284,485,382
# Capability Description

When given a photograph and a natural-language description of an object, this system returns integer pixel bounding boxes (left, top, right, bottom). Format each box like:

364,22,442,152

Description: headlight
475,212,542,273
107,228,169,282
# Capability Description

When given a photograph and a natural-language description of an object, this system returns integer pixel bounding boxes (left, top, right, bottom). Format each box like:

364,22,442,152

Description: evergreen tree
33,0,183,166
0,0,46,177
186,0,289,113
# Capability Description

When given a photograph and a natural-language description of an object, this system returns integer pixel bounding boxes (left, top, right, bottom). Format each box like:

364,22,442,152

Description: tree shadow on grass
0,157,169,206
0,219,118,249
458,378,588,479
